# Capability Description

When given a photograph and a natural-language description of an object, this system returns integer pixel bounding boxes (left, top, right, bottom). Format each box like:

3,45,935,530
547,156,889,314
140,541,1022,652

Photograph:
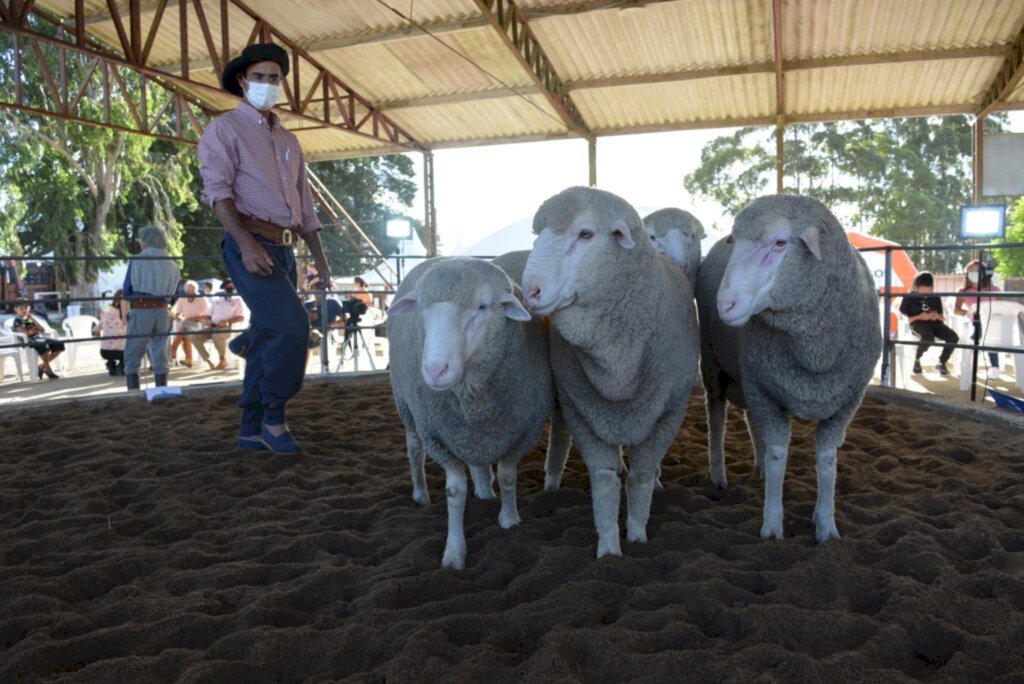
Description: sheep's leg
812,404,856,542
441,462,469,569
746,398,791,541
543,408,572,491
626,410,684,543
590,466,622,558
496,459,521,529
406,431,430,506
580,439,624,558
706,395,728,488
625,466,656,543
813,445,840,542
745,411,766,478
469,464,495,500
761,443,789,540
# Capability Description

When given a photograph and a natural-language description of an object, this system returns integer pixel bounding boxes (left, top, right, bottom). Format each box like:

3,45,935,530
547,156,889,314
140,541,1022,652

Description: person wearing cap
198,42,332,454
122,225,181,390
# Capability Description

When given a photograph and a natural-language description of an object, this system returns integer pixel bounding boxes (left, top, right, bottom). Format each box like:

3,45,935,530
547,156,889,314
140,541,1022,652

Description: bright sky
409,113,1024,256
408,127,734,255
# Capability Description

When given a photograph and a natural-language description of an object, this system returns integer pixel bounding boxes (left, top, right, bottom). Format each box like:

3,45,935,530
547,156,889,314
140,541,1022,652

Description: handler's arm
302,230,332,291
213,199,274,277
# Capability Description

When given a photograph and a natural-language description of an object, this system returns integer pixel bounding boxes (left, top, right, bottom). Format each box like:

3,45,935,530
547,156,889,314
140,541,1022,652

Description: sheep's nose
523,284,542,308
717,298,737,319
424,361,452,387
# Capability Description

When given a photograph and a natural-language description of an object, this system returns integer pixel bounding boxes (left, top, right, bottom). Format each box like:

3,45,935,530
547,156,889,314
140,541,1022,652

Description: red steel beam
2,0,424,151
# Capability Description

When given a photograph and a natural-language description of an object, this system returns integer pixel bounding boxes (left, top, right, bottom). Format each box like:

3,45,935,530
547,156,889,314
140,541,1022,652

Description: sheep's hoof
412,488,430,506
498,510,521,529
626,525,648,544
543,475,562,492
760,519,784,540
709,472,728,489
441,546,466,570
814,516,840,543
595,536,622,558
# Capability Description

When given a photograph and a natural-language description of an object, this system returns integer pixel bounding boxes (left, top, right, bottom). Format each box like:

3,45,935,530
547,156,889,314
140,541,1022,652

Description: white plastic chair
959,300,1024,392
61,314,102,372
2,315,67,377
0,332,25,382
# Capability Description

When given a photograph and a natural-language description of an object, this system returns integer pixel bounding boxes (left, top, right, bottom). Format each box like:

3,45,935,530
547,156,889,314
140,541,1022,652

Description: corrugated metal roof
17,0,1024,158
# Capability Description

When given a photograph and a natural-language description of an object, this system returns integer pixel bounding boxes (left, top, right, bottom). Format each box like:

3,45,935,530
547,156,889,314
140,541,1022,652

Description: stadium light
959,205,1006,240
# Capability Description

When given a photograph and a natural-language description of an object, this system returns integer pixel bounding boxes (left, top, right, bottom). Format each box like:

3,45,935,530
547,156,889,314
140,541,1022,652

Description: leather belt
132,299,169,309
239,214,298,246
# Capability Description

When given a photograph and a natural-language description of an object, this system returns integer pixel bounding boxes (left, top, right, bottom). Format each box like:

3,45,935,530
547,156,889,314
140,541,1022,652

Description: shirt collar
235,100,281,128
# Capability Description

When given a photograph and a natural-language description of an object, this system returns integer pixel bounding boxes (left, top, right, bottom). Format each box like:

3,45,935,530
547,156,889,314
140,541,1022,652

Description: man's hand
311,259,332,291
240,240,274,277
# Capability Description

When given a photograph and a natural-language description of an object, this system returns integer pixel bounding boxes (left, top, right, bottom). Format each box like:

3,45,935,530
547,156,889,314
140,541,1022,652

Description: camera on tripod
341,297,368,330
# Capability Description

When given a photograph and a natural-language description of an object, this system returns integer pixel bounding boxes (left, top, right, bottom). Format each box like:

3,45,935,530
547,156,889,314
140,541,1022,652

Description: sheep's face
717,215,814,326
522,210,635,315
389,266,531,390
648,227,693,274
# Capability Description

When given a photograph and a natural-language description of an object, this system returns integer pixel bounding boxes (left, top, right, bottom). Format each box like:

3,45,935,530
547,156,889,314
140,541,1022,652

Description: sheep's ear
611,219,635,249
499,292,532,321
799,225,822,261
388,293,419,315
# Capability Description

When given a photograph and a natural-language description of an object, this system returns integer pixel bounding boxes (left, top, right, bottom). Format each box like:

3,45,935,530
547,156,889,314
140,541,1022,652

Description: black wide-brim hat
221,43,289,97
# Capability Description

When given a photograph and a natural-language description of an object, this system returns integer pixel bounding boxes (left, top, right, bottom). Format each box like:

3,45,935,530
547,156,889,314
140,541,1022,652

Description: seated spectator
96,289,127,376
351,276,373,308
170,280,211,368
954,259,1001,377
12,299,65,380
196,278,246,370
304,288,345,360
899,271,958,377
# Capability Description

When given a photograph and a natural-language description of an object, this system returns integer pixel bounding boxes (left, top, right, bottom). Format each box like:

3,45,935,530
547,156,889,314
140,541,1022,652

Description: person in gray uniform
122,225,181,390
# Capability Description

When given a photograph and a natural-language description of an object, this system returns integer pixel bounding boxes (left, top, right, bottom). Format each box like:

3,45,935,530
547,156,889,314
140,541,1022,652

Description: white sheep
699,194,881,542
642,208,706,292
491,250,573,491
521,186,700,558
387,257,554,569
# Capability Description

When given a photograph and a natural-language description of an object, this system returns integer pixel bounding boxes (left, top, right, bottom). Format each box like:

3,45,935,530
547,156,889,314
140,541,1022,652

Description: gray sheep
491,250,573,491
697,195,881,542
643,207,706,292
521,186,700,558
387,257,554,569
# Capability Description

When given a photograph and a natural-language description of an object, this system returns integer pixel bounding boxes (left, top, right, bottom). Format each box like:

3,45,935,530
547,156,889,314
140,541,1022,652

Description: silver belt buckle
282,228,294,246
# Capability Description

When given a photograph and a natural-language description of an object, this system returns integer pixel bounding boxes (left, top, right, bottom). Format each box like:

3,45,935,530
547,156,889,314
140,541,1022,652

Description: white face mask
967,272,979,284
244,81,280,111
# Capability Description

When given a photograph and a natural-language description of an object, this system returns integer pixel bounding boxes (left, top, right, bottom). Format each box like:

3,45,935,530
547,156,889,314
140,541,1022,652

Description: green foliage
0,23,196,290
1,20,417,287
995,197,1024,277
309,155,418,277
685,115,1012,273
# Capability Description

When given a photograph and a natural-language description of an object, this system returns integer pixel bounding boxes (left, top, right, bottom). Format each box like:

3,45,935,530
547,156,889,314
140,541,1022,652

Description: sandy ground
1,375,1023,682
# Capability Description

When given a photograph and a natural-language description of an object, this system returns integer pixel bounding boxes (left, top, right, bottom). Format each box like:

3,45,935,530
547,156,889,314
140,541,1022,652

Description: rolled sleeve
199,120,238,208
296,157,323,235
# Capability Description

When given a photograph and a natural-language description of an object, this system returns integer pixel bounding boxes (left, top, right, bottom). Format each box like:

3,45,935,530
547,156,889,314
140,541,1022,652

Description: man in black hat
198,42,331,455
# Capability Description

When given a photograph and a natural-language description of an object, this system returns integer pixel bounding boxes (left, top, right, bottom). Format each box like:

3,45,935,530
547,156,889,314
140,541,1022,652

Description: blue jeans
222,232,309,431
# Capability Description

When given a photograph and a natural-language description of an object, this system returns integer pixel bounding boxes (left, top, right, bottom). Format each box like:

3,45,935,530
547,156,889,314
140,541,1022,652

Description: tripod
335,324,377,372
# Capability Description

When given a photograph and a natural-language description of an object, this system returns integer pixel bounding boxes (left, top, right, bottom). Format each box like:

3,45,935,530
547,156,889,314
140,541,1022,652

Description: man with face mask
199,43,331,454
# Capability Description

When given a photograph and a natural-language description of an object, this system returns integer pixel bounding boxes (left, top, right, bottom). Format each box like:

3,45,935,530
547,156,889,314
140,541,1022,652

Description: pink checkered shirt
199,101,322,235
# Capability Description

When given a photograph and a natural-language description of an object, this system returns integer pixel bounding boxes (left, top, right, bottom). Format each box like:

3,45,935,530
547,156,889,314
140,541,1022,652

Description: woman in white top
170,280,211,367
96,289,128,376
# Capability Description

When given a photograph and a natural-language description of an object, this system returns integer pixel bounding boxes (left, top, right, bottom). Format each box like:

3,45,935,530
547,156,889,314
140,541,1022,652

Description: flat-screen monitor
959,205,1005,239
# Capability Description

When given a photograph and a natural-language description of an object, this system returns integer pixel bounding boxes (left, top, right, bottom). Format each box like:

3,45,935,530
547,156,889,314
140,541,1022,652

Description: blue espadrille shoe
260,426,302,455
237,436,268,450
